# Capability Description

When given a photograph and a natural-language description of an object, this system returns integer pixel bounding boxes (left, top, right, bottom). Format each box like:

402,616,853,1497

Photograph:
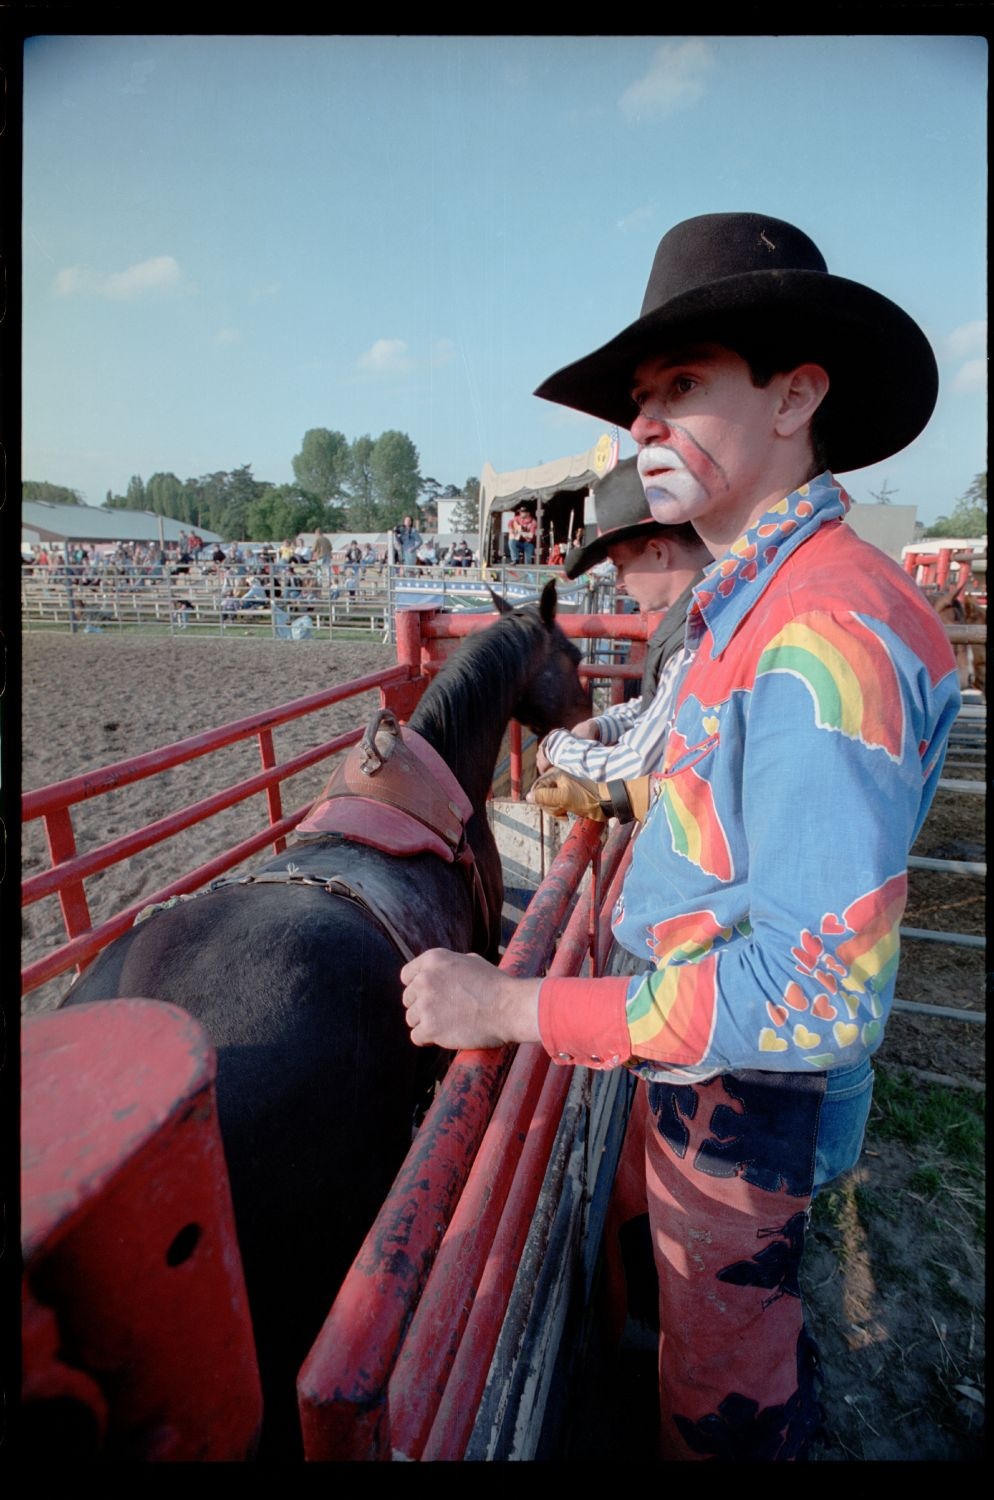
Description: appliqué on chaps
692,1072,824,1195
671,1326,823,1461
716,1211,807,1308
645,1081,699,1158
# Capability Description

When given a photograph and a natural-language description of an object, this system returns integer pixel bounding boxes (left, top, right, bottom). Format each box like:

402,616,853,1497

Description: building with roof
22,501,222,553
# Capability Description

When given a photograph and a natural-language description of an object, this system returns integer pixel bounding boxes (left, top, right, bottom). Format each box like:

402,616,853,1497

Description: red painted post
936,547,953,587
383,608,433,720
43,805,92,954
257,727,286,854
21,1001,262,1461
509,720,523,800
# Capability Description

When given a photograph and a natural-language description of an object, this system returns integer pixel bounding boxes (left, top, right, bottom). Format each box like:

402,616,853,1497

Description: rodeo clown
400,212,960,1459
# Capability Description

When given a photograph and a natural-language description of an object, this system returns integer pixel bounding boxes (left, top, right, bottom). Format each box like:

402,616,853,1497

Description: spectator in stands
508,505,537,564
450,539,473,568
312,531,333,573
344,540,363,592
394,515,422,568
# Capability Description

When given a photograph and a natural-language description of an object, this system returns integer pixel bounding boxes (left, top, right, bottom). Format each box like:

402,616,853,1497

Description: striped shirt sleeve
539,646,689,783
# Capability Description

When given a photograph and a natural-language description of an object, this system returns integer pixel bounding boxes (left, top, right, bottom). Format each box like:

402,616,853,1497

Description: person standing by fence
400,210,960,1461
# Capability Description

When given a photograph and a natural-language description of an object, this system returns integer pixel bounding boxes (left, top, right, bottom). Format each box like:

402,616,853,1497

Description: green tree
924,473,987,539
246,485,331,542
451,476,480,535
126,474,147,510
346,435,378,529
181,465,269,538
146,472,188,518
23,480,84,505
292,428,351,503
370,430,421,523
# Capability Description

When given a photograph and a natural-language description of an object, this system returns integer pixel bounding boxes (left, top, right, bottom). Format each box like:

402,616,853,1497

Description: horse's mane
409,604,548,775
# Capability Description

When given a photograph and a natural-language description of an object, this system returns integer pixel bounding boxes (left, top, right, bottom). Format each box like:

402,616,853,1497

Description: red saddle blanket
297,726,473,864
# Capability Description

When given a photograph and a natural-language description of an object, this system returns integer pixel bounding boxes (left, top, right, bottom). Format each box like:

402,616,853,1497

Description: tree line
24,428,480,543
921,472,986,539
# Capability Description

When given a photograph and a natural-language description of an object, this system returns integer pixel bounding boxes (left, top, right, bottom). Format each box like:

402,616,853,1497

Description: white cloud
356,337,414,375
53,266,90,297
616,202,655,235
619,40,714,122
53,254,182,300
430,337,458,367
952,358,986,394
942,320,986,362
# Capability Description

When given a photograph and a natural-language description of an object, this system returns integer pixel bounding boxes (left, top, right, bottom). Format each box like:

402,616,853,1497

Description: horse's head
491,580,591,735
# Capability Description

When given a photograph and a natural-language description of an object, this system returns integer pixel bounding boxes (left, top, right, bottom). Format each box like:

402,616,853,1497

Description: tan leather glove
528,769,608,821
528,770,655,824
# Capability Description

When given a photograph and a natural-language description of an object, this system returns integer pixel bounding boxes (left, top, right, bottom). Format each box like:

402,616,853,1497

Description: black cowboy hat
564,456,666,578
535,212,938,475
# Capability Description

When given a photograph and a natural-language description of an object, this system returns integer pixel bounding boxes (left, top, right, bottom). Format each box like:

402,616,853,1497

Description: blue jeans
812,1056,874,1193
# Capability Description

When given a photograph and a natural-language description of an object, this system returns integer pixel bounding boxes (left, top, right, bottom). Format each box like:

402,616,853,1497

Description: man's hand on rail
400,949,542,1051
528,769,656,824
527,769,608,821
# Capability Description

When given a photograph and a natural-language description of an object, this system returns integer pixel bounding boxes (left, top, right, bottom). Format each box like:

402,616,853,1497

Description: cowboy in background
508,504,537,564
400,211,960,1460
536,457,711,785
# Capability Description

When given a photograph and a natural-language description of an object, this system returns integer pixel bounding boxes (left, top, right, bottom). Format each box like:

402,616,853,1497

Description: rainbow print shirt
609,473,961,1081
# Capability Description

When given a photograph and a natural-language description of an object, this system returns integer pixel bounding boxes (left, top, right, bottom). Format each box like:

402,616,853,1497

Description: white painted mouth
637,445,683,479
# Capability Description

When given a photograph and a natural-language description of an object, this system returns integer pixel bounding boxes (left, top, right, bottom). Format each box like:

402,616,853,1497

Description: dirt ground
18,633,987,1461
802,760,986,1462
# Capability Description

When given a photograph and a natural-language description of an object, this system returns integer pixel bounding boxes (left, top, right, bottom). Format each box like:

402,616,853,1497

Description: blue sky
22,33,987,526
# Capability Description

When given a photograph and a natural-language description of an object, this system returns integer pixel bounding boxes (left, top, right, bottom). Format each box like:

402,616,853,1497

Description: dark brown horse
61,582,589,1457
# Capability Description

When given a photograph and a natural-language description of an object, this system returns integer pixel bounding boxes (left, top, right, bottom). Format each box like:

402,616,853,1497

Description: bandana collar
687,472,852,657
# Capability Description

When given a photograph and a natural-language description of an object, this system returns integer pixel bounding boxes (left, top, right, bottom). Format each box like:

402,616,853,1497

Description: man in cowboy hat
536,455,711,785
508,503,538,564
400,213,960,1458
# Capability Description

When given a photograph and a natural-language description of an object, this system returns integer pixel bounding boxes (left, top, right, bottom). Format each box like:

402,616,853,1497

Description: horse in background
60,581,590,1458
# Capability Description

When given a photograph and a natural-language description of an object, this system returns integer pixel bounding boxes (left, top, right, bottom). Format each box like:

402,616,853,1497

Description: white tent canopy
479,435,618,562
479,434,617,517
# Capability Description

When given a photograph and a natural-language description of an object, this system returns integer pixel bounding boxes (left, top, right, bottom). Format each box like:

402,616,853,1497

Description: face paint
636,424,728,523
630,346,788,541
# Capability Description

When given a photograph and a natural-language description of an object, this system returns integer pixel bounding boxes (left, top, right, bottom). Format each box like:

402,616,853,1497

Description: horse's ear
489,586,514,616
539,578,558,628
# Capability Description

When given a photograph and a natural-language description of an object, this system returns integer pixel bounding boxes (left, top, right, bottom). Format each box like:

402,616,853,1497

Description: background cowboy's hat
564,456,667,578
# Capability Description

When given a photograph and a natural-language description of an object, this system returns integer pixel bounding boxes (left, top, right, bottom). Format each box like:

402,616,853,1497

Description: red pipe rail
296,817,633,1461
21,666,411,994
21,609,651,998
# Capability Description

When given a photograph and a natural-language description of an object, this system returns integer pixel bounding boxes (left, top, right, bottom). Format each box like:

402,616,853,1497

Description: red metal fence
21,606,661,995
20,597,984,1459
21,602,651,1460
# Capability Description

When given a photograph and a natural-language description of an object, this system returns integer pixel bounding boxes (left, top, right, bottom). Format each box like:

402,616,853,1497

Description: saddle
297,710,475,866
293,710,491,955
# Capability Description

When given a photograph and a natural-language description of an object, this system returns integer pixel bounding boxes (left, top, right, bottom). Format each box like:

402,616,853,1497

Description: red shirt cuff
538,976,632,1069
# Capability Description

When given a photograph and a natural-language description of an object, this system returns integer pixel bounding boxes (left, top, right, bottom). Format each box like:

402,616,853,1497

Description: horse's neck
408,628,530,814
